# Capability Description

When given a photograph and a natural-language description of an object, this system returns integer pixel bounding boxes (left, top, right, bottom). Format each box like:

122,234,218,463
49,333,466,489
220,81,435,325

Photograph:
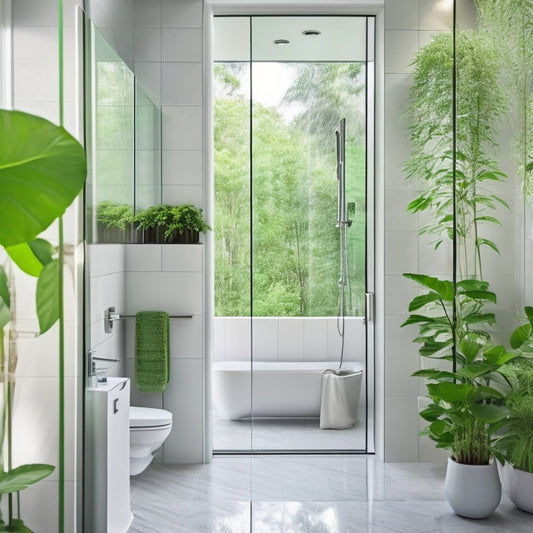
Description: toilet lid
130,406,173,428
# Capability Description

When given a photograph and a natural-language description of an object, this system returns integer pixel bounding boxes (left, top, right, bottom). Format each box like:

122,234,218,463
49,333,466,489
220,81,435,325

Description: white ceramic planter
443,457,501,519
497,460,533,514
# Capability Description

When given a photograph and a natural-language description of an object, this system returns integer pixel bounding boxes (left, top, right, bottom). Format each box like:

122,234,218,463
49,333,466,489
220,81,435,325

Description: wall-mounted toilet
129,406,173,476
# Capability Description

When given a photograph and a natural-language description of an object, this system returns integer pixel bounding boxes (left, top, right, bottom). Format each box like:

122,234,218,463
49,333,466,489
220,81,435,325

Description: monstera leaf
0,110,87,247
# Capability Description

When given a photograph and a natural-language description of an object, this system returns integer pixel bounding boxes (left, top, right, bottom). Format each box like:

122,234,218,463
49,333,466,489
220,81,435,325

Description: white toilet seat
130,406,172,428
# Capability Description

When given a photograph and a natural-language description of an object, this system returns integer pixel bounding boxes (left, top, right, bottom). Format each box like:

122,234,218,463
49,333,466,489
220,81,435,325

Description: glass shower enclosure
212,15,375,453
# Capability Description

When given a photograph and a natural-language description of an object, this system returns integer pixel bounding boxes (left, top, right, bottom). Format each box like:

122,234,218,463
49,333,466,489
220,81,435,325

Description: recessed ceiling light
273,39,290,45
302,30,321,36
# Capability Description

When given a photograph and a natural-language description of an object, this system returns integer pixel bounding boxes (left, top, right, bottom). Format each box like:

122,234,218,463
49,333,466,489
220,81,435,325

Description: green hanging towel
135,311,170,392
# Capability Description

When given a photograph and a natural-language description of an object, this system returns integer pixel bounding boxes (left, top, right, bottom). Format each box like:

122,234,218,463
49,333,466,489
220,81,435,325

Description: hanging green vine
404,30,508,280
475,0,533,203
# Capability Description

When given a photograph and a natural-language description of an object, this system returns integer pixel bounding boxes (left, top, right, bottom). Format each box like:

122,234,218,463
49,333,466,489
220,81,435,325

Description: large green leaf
0,110,87,247
0,265,10,329
510,323,532,349
427,382,473,403
403,273,454,300
0,464,54,494
36,259,59,334
408,292,442,312
469,404,509,423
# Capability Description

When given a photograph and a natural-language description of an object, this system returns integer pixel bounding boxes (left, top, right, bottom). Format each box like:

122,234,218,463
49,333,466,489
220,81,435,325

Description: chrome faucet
87,349,120,377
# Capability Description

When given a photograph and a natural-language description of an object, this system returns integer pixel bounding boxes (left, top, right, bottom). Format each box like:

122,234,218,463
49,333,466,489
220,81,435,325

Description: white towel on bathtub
320,369,363,429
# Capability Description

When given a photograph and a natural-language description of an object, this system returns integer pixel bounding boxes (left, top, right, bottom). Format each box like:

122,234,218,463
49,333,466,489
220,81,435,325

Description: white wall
214,317,366,364
9,0,84,531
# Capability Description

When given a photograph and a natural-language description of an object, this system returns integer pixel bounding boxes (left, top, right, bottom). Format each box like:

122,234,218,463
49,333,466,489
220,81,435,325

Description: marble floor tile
130,456,533,532
213,413,366,451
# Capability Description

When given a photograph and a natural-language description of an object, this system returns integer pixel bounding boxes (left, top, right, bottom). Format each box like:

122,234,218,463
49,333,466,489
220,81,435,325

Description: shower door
213,15,375,454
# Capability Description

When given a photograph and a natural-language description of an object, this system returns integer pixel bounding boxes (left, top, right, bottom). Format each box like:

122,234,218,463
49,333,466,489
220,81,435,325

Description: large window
214,27,367,317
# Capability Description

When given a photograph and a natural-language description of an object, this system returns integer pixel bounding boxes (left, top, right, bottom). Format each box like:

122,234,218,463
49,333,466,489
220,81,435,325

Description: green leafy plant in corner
401,273,512,465
162,204,211,241
404,31,508,280
493,307,533,473
95,201,134,243
0,109,87,531
134,204,210,243
96,201,134,231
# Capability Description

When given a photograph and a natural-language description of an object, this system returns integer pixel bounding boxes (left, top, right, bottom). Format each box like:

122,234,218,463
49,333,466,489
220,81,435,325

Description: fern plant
404,30,508,280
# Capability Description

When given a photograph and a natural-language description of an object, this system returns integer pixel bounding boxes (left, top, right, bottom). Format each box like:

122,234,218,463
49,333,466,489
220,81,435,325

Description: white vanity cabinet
87,377,133,533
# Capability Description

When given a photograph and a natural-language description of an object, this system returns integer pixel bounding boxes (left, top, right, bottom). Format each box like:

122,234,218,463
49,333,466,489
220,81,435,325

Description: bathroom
1,0,533,531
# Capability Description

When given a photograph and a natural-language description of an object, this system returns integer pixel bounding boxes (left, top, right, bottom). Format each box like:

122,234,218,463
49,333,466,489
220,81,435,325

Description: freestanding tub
213,361,364,420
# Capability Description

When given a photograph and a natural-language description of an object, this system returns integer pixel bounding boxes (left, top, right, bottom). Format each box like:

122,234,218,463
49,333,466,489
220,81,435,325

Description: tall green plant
401,274,512,464
475,0,533,201
0,109,87,532
404,31,508,280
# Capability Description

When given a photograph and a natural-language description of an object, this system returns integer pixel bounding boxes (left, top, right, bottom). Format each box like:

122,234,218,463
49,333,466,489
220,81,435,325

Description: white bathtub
213,361,364,420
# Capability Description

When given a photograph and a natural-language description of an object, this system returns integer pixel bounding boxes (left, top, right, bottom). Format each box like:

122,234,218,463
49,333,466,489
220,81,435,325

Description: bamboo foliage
475,0,533,201
404,31,507,280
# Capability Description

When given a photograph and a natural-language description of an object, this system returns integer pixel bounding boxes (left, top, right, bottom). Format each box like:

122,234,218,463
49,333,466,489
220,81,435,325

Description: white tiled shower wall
214,317,366,364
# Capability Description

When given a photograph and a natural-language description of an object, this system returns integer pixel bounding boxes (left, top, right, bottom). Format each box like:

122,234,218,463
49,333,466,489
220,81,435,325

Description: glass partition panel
135,81,162,211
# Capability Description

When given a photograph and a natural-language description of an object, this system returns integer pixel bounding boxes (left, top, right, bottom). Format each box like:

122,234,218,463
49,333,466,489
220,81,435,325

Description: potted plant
402,273,512,518
162,204,211,244
133,204,169,243
134,204,210,244
493,306,533,514
0,109,87,531
95,201,136,243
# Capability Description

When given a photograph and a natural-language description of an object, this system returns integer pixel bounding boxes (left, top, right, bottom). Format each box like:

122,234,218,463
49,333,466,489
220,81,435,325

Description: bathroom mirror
85,21,162,244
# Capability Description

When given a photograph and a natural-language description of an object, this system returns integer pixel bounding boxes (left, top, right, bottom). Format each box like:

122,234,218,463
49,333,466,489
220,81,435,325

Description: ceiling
213,16,369,62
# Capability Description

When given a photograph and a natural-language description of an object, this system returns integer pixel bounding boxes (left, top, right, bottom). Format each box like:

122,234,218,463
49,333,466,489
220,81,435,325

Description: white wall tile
385,314,418,358
326,317,343,361
162,244,203,271
163,359,204,463
384,73,413,110
124,272,203,316
162,185,204,207
162,106,203,150
134,28,162,62
252,318,278,361
385,275,419,316
14,26,57,59
162,62,203,105
419,0,453,31
19,480,58,533
278,318,304,361
134,0,162,27
384,111,413,181
213,318,225,361
384,189,418,231
125,244,162,272
13,0,58,26
224,318,251,361
384,0,419,30
162,0,203,29
384,30,419,73
385,230,419,276
384,395,419,461
385,354,419,397
14,59,58,101
12,377,59,478
169,316,204,358
162,28,202,62
163,150,203,185
342,318,366,363
303,319,328,361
